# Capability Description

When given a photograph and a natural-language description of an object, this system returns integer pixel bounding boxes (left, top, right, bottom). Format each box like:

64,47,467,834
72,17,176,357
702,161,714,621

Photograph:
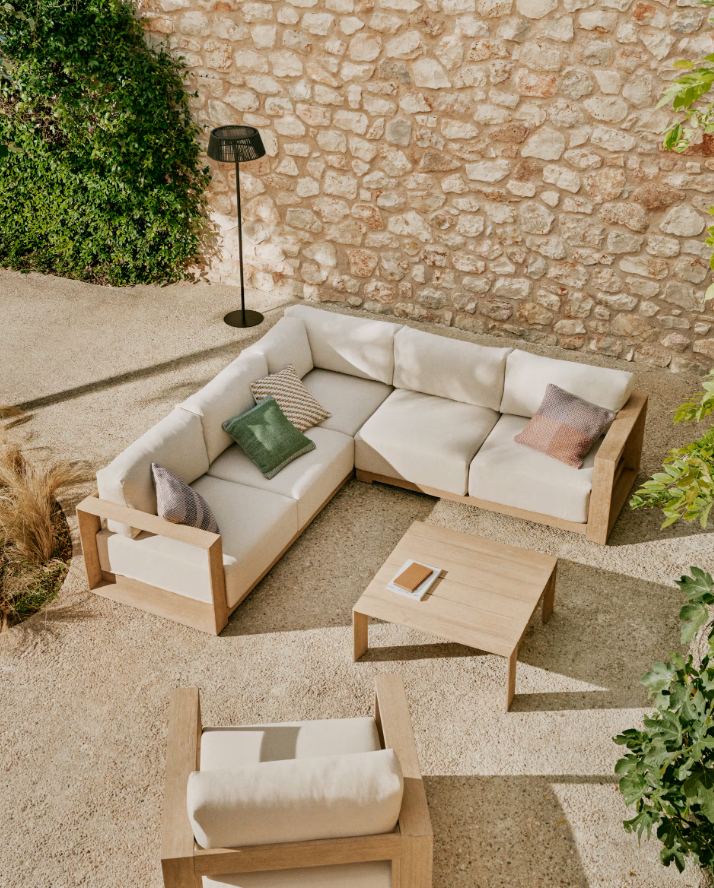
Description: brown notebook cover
393,562,433,593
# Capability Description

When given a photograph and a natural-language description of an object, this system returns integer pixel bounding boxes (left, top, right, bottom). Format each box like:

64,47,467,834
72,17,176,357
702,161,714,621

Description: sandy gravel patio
1,268,713,888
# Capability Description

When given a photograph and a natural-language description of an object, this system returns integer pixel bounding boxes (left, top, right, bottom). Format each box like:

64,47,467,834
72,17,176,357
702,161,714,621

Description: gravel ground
1,268,713,888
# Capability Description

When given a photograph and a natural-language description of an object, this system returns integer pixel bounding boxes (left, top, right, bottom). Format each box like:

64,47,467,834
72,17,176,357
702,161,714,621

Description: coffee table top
353,521,557,658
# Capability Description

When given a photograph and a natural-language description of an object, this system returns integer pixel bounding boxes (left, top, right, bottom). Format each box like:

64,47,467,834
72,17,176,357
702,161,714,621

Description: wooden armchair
161,675,433,888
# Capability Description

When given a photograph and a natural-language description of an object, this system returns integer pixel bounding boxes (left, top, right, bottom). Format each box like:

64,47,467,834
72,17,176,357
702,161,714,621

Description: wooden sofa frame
75,472,352,636
357,391,648,546
161,674,433,888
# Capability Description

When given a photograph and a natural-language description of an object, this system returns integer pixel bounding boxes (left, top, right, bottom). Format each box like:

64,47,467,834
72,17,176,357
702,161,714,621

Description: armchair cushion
284,304,402,385
500,349,634,418
201,717,381,770
187,749,404,849
393,326,512,412
242,316,314,379
97,407,209,539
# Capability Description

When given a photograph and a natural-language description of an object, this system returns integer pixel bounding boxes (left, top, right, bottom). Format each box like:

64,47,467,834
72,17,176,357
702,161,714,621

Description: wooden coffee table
353,521,558,711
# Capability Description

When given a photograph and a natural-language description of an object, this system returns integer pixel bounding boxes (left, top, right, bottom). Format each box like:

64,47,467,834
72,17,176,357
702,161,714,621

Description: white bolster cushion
500,349,634,417
187,749,404,849
242,316,314,379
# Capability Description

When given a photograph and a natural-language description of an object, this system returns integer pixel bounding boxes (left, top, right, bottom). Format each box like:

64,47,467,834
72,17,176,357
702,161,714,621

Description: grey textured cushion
152,464,219,533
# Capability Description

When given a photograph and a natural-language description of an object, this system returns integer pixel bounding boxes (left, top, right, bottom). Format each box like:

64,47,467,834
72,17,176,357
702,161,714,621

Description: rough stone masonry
140,0,714,373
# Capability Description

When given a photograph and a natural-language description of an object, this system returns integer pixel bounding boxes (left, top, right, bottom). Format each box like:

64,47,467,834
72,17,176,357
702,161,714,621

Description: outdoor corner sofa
77,304,647,635
161,674,432,888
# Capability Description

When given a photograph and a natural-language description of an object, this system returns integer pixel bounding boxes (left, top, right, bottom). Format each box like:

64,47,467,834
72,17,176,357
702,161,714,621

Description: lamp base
224,309,264,329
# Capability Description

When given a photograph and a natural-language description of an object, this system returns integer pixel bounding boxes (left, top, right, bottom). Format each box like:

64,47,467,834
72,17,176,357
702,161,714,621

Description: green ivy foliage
0,0,210,284
615,569,714,874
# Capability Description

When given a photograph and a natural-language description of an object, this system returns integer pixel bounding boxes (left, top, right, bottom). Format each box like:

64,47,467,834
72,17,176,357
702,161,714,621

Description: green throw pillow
222,396,316,479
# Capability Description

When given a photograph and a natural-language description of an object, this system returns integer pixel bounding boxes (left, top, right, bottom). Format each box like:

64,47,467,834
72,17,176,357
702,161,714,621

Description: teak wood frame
357,391,648,546
161,674,433,888
76,472,352,636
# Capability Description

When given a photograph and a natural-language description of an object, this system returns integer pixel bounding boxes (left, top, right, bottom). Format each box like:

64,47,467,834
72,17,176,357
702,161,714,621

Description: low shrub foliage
615,568,714,873
0,0,210,284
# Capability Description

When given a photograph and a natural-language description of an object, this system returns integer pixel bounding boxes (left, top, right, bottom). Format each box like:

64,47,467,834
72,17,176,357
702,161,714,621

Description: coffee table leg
353,610,368,662
542,564,557,623
506,647,518,712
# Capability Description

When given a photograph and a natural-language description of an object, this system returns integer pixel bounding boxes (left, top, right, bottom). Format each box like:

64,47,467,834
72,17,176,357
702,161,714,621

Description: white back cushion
187,749,403,849
500,349,635,417
180,352,269,463
97,408,209,538
284,305,402,384
242,316,313,379
393,326,512,411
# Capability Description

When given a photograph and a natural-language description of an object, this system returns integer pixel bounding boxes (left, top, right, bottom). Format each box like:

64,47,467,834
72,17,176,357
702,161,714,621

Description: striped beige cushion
250,364,331,432
514,384,615,468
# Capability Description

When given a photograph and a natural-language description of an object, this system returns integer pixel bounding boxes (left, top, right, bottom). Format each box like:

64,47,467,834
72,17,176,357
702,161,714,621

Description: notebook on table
387,559,441,601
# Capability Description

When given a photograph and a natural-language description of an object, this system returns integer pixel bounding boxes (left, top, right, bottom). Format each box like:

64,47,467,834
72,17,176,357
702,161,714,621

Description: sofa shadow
358,641,482,663
425,774,615,888
606,489,714,547
222,479,437,637
514,559,685,711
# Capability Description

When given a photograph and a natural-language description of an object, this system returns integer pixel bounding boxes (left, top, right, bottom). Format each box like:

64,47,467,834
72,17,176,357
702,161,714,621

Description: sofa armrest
162,688,201,888
76,493,228,630
587,391,648,544
76,493,219,548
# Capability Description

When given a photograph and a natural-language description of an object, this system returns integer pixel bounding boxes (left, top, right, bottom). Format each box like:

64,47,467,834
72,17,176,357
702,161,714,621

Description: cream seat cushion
187,749,403,848
501,349,634,417
393,326,512,412
300,369,393,438
201,717,381,770
96,477,298,608
468,413,601,524
284,304,402,385
207,427,353,528
202,861,392,888
355,389,499,496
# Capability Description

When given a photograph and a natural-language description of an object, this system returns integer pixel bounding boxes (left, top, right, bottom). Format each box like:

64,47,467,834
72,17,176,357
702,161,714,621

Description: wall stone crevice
142,0,714,374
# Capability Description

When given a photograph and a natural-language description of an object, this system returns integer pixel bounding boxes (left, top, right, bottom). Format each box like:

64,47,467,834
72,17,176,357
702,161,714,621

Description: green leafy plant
631,371,714,527
615,568,714,873
0,0,210,284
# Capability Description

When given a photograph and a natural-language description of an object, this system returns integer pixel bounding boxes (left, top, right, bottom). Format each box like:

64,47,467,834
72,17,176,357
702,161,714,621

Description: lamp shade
207,125,266,164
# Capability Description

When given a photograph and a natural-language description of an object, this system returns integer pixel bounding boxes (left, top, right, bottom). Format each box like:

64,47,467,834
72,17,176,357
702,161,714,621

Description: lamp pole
206,124,265,329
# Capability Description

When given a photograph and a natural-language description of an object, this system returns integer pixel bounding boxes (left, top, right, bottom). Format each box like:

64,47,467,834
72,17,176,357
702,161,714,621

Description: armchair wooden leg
400,835,433,888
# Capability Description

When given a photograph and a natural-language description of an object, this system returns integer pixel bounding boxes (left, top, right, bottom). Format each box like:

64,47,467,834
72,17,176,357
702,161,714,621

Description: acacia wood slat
161,688,201,888
193,833,402,876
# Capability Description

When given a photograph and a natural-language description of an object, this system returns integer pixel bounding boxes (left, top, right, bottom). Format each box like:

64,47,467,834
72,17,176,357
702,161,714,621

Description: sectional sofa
77,305,647,635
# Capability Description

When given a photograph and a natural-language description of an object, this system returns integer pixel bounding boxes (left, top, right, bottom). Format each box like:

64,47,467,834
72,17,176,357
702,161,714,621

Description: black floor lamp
207,125,266,329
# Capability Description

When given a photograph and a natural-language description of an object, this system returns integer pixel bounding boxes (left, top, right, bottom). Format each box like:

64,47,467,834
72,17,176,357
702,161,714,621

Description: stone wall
141,0,714,373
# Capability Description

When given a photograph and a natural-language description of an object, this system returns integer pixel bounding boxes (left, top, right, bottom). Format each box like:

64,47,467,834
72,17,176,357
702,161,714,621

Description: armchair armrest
162,688,201,888
76,493,228,632
587,391,648,544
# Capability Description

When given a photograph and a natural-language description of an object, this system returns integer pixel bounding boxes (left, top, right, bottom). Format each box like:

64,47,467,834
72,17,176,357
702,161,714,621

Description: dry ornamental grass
0,435,89,629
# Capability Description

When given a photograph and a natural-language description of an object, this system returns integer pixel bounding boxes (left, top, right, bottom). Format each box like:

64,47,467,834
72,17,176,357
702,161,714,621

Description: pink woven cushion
514,384,616,468
250,364,331,432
